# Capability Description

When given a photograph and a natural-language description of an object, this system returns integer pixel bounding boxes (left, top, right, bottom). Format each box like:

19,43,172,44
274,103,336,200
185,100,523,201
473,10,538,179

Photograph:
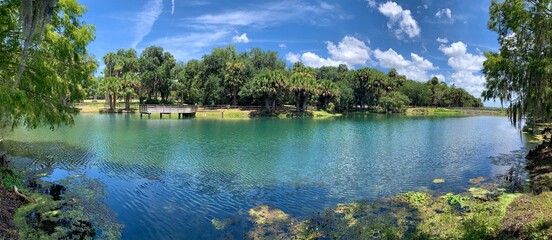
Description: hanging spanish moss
14,0,58,87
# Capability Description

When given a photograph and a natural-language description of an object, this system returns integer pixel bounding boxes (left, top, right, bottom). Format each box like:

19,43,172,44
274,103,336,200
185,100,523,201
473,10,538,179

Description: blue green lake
0,114,528,239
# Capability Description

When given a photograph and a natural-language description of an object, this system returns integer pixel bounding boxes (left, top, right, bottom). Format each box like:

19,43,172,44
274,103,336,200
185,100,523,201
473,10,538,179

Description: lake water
0,114,528,239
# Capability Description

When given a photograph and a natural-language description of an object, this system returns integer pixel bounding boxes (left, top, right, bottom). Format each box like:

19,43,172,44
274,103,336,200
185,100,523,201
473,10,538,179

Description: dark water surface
0,114,527,239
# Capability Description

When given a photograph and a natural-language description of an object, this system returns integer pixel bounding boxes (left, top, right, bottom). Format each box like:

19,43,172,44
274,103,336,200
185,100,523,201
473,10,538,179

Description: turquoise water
0,114,527,239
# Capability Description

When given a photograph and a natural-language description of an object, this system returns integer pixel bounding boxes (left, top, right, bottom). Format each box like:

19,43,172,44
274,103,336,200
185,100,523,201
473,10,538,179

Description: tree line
91,45,483,114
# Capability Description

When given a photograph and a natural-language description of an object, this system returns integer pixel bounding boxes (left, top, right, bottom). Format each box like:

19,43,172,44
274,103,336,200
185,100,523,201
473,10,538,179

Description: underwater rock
46,184,66,201
433,178,445,184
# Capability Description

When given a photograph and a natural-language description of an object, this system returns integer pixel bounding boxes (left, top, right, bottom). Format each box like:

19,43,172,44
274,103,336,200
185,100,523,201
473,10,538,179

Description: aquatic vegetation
443,193,470,208
14,176,123,239
246,205,300,239
469,177,487,185
241,189,527,239
432,178,445,184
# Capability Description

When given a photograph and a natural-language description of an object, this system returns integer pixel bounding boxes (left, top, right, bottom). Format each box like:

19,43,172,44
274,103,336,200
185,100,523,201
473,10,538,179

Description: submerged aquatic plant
14,175,123,239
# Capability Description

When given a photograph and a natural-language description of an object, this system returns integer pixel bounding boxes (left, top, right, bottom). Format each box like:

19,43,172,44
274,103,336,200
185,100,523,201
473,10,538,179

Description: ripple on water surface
0,115,528,239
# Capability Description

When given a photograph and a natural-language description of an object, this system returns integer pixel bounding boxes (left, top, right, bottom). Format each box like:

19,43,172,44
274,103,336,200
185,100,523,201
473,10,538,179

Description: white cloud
378,1,421,39
285,52,301,64
436,37,449,44
132,0,163,48
286,52,345,68
423,4,428,9
366,0,377,8
232,33,250,43
326,36,372,65
278,43,287,49
432,74,446,82
439,41,487,96
285,36,372,68
171,0,175,15
435,8,452,19
373,48,437,81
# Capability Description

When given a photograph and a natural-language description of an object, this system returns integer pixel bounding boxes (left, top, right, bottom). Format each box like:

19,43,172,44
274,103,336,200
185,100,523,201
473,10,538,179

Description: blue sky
80,0,501,104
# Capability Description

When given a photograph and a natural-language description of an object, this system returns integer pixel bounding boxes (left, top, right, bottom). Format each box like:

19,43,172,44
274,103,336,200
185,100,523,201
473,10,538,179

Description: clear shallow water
0,114,527,239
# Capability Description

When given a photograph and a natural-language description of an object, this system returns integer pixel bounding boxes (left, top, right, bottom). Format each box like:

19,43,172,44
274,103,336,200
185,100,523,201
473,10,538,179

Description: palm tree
289,67,317,112
318,80,339,110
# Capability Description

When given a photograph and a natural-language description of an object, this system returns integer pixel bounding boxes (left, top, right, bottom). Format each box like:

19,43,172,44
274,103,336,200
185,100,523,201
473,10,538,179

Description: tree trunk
271,99,276,114
295,92,302,112
264,98,271,113
232,88,238,106
111,93,117,111
125,93,131,110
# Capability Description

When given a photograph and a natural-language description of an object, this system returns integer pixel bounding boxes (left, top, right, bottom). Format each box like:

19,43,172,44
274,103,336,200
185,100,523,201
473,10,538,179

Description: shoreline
76,102,506,120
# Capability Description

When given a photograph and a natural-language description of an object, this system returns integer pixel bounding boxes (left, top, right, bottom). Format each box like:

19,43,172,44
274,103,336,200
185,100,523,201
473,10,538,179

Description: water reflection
0,115,528,239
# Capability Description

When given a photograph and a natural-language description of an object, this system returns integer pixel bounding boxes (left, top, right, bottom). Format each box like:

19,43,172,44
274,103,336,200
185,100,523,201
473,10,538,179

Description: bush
379,92,411,113
0,167,22,189
326,102,336,113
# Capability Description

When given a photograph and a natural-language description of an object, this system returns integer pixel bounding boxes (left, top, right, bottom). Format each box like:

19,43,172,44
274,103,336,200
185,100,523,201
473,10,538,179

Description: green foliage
0,167,22,189
483,0,552,127
326,102,336,113
397,80,431,106
240,69,287,113
443,193,470,208
173,60,204,104
378,92,411,113
224,60,246,105
289,67,318,112
0,0,97,129
84,44,481,113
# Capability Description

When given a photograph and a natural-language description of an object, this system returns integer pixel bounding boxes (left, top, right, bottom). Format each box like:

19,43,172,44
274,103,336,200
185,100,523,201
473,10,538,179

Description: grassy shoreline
75,100,506,119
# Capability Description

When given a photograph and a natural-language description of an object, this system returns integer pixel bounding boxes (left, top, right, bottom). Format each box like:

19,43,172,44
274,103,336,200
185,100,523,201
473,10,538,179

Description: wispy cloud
151,0,343,61
435,8,452,19
436,37,449,44
149,30,231,61
186,0,342,29
171,0,175,15
366,0,377,8
132,0,163,48
184,1,211,6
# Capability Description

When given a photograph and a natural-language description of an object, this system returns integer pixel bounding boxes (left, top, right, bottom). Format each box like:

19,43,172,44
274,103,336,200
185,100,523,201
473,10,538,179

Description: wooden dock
139,104,198,118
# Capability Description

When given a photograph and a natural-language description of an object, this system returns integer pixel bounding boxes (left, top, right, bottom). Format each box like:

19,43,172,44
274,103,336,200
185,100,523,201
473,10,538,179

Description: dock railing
139,104,198,118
